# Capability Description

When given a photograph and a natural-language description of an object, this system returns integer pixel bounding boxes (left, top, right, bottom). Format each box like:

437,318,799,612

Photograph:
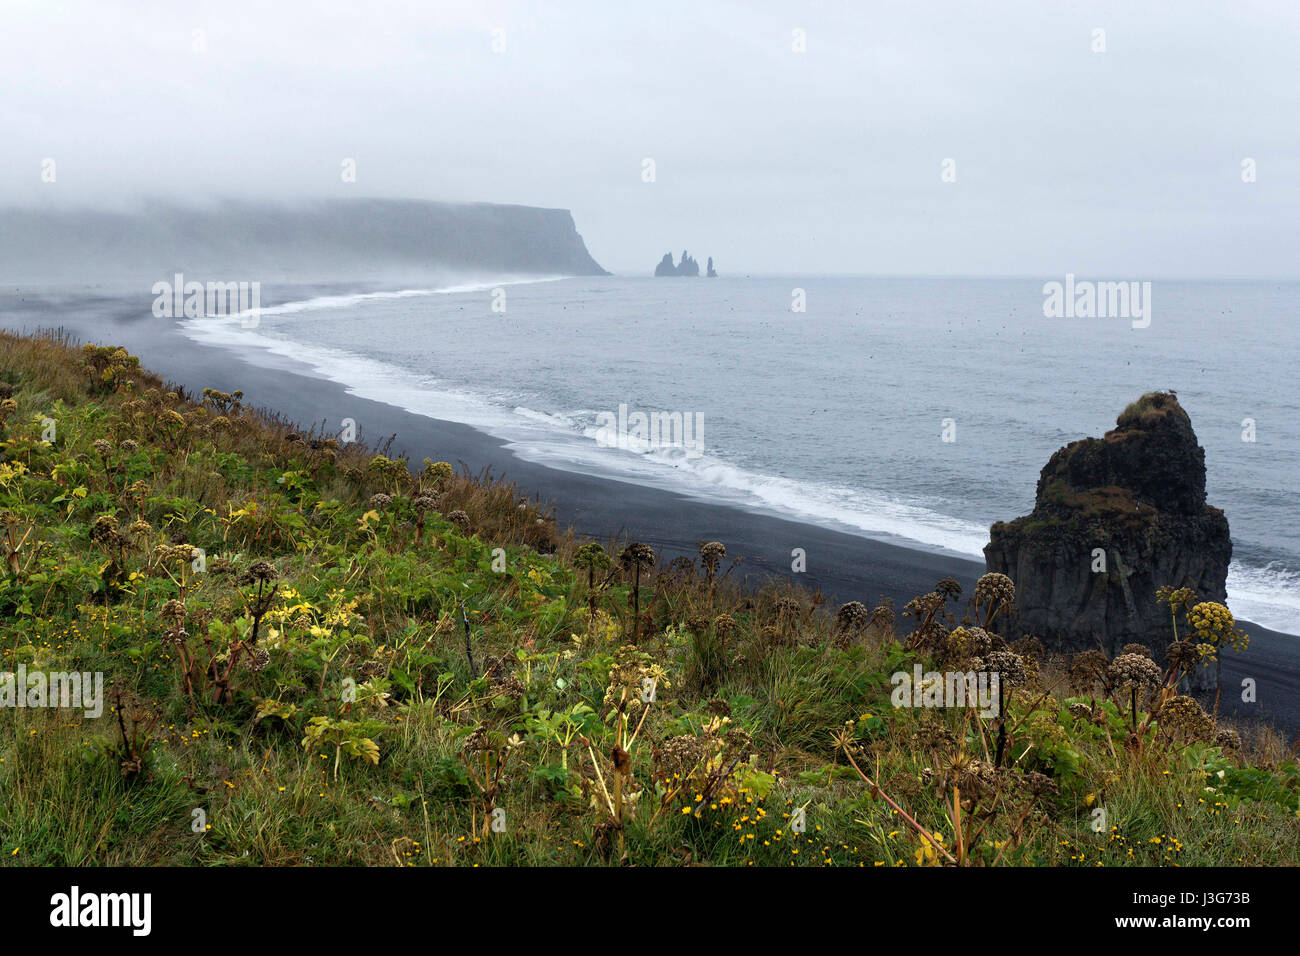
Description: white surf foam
196,276,569,327
1226,562,1300,635
504,413,992,557
174,281,1300,635
179,285,991,558
176,276,569,432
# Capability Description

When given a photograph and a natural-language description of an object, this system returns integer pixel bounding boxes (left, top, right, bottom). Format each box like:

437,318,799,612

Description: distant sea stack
984,392,1231,686
654,250,714,277
0,198,610,282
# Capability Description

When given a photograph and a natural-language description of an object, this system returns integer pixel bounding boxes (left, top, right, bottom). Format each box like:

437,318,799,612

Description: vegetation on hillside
1,331,1296,866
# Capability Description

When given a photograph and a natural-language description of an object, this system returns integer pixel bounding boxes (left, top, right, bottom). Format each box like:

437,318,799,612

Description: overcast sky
2,0,1298,276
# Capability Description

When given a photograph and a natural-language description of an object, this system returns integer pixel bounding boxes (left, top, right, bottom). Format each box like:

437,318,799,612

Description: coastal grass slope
0,331,1297,867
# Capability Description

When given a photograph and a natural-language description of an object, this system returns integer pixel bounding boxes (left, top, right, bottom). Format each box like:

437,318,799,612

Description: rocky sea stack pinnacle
984,392,1231,685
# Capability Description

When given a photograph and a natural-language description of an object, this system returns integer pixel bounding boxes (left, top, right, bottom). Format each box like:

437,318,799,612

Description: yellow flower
913,832,945,866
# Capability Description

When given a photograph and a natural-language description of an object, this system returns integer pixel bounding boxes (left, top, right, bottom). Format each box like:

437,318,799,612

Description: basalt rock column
984,392,1231,690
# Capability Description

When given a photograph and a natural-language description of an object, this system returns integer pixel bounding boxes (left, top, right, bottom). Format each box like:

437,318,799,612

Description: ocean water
151,275,1300,635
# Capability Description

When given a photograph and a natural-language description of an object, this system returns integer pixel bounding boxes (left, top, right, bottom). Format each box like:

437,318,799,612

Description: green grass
1,330,1297,867
1116,390,1186,431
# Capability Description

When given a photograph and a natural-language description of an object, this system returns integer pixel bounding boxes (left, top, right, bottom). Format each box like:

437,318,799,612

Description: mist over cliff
0,199,609,283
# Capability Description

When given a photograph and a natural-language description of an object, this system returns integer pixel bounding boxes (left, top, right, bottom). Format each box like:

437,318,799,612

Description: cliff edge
0,198,610,281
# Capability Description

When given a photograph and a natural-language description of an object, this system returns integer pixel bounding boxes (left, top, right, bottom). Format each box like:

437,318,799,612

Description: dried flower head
89,515,121,547
978,649,1027,689
1068,649,1111,694
656,734,706,777
935,577,963,601
1068,701,1099,723
902,592,944,618
1010,635,1045,663
1165,639,1200,675
1213,728,1241,751
461,725,489,755
869,600,896,633
241,560,278,584
836,601,869,631
699,541,727,572
772,597,802,619
950,625,993,659
602,644,669,714
1108,653,1163,692
1024,771,1060,798
357,659,386,678
974,572,1015,611
704,697,732,718
156,543,199,566
1157,695,1214,741
619,542,656,570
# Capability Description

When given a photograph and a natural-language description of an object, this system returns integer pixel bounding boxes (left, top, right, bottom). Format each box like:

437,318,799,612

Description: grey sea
12,275,1300,635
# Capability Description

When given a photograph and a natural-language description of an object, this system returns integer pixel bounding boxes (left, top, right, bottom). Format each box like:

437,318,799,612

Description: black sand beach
7,301,1297,738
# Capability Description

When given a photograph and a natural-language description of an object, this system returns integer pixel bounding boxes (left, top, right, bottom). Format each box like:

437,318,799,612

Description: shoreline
8,303,1297,737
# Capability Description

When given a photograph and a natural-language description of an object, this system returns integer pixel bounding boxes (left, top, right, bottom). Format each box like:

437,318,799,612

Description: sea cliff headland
0,199,610,283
